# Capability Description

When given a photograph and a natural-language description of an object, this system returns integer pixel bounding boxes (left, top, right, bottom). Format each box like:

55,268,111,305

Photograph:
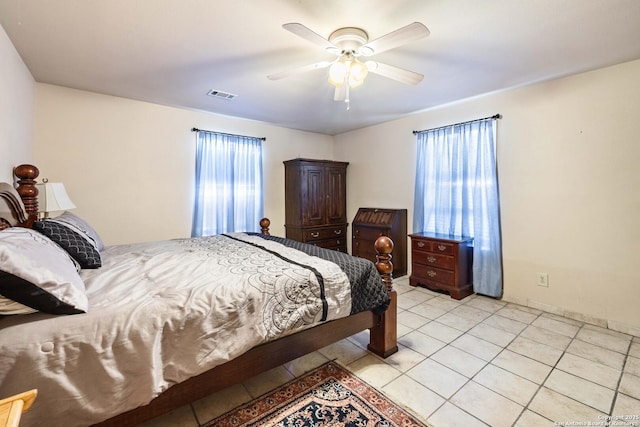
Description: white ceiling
2,0,640,135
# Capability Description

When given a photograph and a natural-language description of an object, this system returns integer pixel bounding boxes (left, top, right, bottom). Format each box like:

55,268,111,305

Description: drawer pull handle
311,232,320,238
334,229,342,235
427,270,437,277
427,256,436,263
417,242,425,248
437,244,447,251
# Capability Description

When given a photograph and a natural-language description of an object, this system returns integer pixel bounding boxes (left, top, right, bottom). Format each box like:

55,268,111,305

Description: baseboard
502,296,640,338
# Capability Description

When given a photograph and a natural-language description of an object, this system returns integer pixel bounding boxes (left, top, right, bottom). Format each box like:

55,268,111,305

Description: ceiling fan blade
359,22,429,56
282,23,338,52
365,61,424,85
267,61,331,80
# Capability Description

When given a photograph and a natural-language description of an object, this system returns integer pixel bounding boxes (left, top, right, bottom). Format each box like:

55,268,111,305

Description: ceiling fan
268,22,430,105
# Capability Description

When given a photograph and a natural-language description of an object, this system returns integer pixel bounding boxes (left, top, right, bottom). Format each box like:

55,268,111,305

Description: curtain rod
412,114,502,135
191,127,266,141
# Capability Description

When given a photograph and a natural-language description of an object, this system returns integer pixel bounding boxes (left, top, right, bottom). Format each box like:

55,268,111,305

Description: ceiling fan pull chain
345,84,350,110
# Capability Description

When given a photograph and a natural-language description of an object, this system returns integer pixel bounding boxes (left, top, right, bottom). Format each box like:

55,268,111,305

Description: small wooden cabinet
409,232,473,299
284,159,349,252
352,208,407,277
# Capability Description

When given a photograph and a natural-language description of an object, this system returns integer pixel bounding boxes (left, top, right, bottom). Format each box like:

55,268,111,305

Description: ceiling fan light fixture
273,21,430,104
348,61,368,87
328,61,347,87
328,58,368,88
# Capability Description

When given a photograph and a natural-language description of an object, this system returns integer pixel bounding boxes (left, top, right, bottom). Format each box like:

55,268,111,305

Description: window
413,117,502,297
192,131,263,237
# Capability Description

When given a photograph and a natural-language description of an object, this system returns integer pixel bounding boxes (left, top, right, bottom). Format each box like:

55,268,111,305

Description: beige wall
0,25,35,181
34,84,335,244
335,59,640,334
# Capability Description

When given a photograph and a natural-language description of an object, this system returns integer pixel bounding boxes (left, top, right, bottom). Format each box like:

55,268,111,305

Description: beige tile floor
141,276,640,427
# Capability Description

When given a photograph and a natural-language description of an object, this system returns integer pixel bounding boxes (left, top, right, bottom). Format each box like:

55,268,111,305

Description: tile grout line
607,338,634,416
396,288,489,425
399,288,517,425
400,289,616,426
457,304,553,427
511,314,582,426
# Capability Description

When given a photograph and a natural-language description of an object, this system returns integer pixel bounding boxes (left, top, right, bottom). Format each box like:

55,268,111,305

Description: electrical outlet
537,272,549,287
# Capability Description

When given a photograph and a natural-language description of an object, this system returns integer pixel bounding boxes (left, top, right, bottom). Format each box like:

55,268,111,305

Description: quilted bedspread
0,233,388,426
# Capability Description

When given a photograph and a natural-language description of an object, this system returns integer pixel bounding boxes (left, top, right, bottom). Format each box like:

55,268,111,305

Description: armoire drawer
303,226,347,242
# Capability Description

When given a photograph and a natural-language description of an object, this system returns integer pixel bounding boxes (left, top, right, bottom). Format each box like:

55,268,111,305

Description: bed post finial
14,164,40,227
374,235,394,291
259,218,270,235
370,235,398,358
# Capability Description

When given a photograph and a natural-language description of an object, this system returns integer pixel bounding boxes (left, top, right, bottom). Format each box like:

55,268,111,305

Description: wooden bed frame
11,164,398,427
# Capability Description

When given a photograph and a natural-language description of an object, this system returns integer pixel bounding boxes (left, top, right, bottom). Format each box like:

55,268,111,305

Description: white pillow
0,228,88,315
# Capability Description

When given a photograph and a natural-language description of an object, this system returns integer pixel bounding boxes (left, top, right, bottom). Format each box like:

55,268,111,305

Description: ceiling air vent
207,89,237,100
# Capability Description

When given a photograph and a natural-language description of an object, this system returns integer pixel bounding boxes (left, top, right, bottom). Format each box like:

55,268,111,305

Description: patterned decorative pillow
0,228,88,315
53,211,104,251
33,220,102,269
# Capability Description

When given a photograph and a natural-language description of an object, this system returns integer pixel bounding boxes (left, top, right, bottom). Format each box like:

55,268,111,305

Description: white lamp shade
36,182,76,214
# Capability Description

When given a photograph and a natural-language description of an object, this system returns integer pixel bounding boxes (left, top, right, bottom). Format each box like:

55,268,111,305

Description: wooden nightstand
0,389,37,427
409,232,473,299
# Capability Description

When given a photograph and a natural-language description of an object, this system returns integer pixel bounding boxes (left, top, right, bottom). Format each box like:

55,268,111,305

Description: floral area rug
203,361,429,427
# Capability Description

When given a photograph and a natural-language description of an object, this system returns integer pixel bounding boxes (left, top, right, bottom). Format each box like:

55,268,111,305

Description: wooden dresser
409,232,473,299
284,159,349,252
352,208,407,277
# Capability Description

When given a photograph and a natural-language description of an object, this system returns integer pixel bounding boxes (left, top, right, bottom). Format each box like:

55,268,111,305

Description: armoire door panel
325,167,347,224
303,166,325,226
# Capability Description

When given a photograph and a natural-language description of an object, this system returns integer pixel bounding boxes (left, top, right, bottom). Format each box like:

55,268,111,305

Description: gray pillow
0,228,88,315
53,211,104,251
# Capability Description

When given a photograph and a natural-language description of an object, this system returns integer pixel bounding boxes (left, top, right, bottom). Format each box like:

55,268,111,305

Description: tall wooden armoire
284,158,349,252
352,208,407,277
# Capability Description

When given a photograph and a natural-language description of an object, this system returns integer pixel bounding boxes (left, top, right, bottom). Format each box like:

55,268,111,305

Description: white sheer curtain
191,131,263,237
413,118,502,297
